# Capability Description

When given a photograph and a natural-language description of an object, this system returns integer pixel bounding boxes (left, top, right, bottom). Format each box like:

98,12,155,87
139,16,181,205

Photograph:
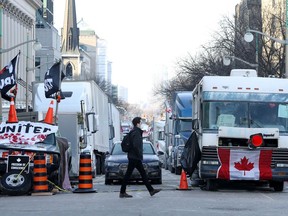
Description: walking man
119,117,161,198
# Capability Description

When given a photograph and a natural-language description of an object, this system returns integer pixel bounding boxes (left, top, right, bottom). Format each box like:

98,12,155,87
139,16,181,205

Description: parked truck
164,102,173,170
32,80,120,180
192,69,288,191
168,92,193,175
150,119,166,167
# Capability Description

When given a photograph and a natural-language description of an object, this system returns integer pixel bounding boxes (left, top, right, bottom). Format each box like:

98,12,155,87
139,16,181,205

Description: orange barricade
33,154,49,192
73,154,96,193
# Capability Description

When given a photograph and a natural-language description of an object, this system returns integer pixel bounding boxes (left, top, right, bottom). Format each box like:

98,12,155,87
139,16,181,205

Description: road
0,169,288,216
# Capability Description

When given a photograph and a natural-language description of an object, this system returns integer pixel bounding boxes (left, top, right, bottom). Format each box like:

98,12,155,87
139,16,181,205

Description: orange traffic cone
7,97,18,123
44,100,54,125
177,169,191,190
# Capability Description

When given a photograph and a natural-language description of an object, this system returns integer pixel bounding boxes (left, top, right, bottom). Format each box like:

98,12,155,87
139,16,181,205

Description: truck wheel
270,181,284,192
206,179,217,191
175,167,182,175
96,156,101,175
0,171,32,196
101,155,106,174
170,165,175,173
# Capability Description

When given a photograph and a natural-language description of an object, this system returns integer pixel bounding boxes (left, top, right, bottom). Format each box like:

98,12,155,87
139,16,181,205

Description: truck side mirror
79,135,87,149
192,119,199,130
86,112,98,133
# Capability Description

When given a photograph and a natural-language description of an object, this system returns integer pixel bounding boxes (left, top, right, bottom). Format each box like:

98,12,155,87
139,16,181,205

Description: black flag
0,54,19,101
44,61,65,98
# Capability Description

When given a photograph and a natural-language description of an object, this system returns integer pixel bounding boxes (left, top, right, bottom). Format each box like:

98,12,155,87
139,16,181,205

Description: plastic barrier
73,154,96,193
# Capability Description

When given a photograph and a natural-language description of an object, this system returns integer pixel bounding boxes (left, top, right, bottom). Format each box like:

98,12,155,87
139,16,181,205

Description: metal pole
285,0,288,78
255,33,259,73
25,33,29,112
0,5,2,122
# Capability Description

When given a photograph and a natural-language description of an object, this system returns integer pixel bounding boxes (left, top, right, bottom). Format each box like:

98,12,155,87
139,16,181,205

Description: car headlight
147,161,159,166
107,162,120,167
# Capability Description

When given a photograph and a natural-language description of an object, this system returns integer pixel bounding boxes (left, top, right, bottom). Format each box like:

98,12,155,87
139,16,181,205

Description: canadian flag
217,148,272,180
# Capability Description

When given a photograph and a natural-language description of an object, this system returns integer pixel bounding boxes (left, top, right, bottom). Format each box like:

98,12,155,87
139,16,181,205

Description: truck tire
0,171,32,196
206,179,218,191
175,166,182,175
96,156,101,175
270,181,284,192
101,155,106,174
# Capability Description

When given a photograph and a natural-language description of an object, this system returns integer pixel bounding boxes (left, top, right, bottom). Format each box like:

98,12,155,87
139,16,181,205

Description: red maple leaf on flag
234,156,254,175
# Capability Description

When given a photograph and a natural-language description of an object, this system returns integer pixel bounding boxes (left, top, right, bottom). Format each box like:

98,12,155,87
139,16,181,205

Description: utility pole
286,0,288,77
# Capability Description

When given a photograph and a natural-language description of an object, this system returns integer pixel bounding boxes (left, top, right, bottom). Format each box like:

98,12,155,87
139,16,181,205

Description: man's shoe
119,192,133,198
150,189,162,196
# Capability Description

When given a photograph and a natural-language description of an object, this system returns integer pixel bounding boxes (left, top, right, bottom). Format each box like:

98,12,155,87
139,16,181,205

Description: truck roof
200,76,288,94
33,80,106,113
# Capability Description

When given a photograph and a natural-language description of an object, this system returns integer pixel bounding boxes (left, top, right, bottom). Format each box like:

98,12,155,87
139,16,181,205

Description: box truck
33,80,120,179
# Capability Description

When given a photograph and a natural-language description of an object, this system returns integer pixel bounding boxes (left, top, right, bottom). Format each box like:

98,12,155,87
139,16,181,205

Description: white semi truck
32,80,120,179
192,69,288,191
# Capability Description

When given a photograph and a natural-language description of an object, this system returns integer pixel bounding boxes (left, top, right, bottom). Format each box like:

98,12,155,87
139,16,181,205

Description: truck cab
169,92,193,175
192,70,288,191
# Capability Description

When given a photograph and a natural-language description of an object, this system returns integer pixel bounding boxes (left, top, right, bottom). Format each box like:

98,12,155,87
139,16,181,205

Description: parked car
105,140,163,185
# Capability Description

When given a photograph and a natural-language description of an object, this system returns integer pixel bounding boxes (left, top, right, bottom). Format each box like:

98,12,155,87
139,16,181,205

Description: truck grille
218,137,278,148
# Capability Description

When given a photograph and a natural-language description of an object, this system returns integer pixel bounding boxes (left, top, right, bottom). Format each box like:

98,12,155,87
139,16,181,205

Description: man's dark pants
120,158,154,193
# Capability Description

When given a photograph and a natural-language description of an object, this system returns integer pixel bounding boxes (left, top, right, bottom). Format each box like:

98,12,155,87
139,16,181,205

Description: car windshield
111,142,156,155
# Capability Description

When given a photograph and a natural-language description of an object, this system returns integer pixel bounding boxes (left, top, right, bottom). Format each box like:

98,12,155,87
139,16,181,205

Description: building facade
0,0,42,117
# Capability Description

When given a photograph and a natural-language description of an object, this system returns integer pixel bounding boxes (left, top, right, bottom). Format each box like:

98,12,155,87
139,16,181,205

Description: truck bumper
200,163,288,181
200,146,288,181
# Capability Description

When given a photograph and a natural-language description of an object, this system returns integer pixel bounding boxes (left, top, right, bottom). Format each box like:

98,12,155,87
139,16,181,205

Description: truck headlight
202,160,219,165
276,163,288,168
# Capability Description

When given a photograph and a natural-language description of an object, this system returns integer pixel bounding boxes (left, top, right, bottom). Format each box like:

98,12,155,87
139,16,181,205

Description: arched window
66,63,73,78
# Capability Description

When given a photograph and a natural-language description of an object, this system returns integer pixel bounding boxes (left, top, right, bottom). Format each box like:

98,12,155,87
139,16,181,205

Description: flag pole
54,59,62,126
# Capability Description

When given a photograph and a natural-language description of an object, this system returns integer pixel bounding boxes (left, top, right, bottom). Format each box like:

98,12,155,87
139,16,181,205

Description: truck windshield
178,119,192,132
202,101,288,132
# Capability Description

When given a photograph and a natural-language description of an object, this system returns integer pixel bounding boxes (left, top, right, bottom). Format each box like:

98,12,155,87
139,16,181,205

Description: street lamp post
286,0,288,78
244,29,288,77
223,55,258,69
0,39,42,120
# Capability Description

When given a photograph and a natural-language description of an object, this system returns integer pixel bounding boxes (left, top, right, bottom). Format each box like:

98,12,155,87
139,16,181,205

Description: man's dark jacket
128,127,143,161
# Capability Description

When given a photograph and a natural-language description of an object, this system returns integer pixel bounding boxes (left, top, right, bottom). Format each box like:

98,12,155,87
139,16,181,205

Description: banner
217,148,272,180
0,54,19,101
0,121,58,145
44,61,65,98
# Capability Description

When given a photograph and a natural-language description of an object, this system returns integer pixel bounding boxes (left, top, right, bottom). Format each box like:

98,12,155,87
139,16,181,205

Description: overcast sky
54,0,240,104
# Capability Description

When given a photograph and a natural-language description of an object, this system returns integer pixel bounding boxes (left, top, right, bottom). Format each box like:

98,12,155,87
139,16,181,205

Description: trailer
32,80,120,179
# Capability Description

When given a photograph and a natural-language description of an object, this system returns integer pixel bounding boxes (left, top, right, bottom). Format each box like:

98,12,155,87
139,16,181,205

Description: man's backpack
121,131,132,153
